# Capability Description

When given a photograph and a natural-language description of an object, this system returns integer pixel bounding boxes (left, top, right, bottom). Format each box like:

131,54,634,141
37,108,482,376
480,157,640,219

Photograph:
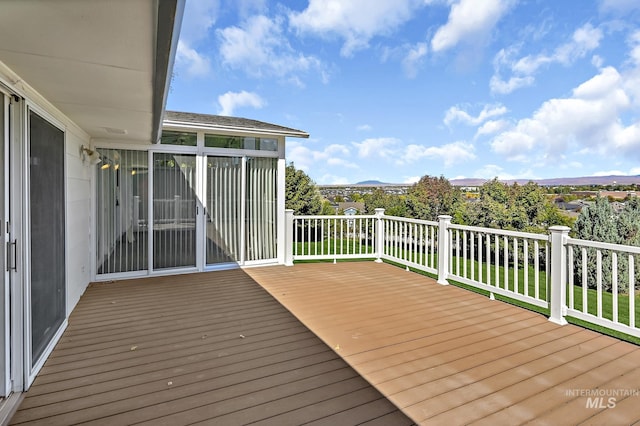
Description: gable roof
163,111,309,139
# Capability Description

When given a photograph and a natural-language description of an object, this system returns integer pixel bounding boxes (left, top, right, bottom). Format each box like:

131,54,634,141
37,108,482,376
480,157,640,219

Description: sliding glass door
95,149,279,276
153,153,198,270
205,156,241,265
29,110,65,366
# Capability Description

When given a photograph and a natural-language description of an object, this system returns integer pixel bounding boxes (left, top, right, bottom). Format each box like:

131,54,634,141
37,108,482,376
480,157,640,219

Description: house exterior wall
1,62,93,317
1,60,93,390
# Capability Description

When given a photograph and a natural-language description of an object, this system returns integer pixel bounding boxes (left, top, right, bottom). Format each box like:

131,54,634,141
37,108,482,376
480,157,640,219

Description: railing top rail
292,214,378,220
382,216,438,226
447,223,550,241
566,236,640,254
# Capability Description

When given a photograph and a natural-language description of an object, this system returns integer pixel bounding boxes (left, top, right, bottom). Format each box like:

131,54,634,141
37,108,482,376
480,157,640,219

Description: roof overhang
0,0,184,145
163,111,310,139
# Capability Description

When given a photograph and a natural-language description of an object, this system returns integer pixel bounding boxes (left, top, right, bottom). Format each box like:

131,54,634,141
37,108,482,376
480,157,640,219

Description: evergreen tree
572,197,620,291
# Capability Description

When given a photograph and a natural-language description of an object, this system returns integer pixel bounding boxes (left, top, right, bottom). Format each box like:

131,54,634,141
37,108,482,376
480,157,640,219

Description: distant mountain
451,175,640,187
355,180,388,185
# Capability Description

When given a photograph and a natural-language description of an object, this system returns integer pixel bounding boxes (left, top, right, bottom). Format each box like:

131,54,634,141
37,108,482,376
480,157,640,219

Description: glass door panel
205,156,241,265
29,110,65,366
245,157,277,261
153,153,197,270
96,149,149,274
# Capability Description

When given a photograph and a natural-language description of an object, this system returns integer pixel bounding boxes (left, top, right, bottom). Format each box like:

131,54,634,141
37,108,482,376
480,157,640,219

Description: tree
363,189,407,217
617,197,640,246
405,175,464,222
572,197,620,291
468,179,568,232
285,163,322,215
468,178,511,229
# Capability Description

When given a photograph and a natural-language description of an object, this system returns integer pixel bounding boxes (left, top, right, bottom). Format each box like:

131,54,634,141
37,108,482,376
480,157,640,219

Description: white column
284,209,294,266
549,226,570,325
437,215,452,285
374,208,385,263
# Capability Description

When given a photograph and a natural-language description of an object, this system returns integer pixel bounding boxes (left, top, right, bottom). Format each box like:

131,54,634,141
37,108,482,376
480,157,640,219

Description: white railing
563,236,640,337
447,223,550,309
380,215,440,275
288,212,378,262
285,209,640,339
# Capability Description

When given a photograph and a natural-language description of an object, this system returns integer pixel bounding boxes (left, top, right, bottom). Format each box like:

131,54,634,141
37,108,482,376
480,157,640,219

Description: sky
166,0,640,185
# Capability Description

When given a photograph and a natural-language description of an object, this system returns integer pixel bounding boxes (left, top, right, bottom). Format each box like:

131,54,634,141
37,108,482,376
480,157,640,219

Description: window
205,134,278,151
161,131,197,146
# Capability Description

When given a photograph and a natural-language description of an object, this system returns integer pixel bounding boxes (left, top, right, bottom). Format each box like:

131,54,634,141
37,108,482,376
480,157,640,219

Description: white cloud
289,0,423,56
179,0,218,44
319,174,351,185
217,91,266,116
404,176,421,184
353,137,401,158
174,0,217,78
218,15,325,82
444,104,508,127
402,42,428,78
175,41,212,77
490,66,640,163
286,142,357,174
400,141,476,167
357,124,372,131
475,119,509,138
491,23,603,94
600,0,640,14
431,0,514,53
593,169,627,176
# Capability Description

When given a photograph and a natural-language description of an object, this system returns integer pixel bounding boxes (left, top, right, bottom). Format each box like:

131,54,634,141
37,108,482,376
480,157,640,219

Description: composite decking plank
531,364,640,425
366,322,583,387
12,267,411,425
299,397,409,426
21,362,359,426
18,335,325,410
469,346,640,425
420,337,631,424
42,313,302,370
181,378,376,426
382,328,600,413
248,387,392,426
12,262,640,425
32,324,313,386
246,262,640,425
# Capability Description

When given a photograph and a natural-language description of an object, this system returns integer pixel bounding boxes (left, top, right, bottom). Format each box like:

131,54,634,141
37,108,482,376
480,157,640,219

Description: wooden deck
10,269,412,425
245,262,640,425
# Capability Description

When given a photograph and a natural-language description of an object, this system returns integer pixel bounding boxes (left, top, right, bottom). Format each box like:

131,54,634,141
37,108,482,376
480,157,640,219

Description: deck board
10,268,412,425
11,261,640,425
245,262,640,425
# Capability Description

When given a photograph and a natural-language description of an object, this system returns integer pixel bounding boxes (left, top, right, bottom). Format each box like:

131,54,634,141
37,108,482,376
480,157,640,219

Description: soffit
0,0,160,143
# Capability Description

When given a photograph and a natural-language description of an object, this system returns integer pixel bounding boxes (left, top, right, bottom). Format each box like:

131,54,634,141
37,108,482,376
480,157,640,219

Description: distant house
337,202,365,215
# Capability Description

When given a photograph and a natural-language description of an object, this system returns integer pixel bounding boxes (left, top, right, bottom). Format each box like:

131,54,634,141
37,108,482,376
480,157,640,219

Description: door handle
6,240,16,272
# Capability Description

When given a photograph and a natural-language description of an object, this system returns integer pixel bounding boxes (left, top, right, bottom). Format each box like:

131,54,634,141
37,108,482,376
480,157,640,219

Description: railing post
284,209,294,266
374,208,385,263
549,226,570,325
437,215,452,285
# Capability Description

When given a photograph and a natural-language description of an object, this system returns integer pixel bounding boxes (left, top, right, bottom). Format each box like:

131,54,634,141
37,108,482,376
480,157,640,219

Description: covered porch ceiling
0,0,183,144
